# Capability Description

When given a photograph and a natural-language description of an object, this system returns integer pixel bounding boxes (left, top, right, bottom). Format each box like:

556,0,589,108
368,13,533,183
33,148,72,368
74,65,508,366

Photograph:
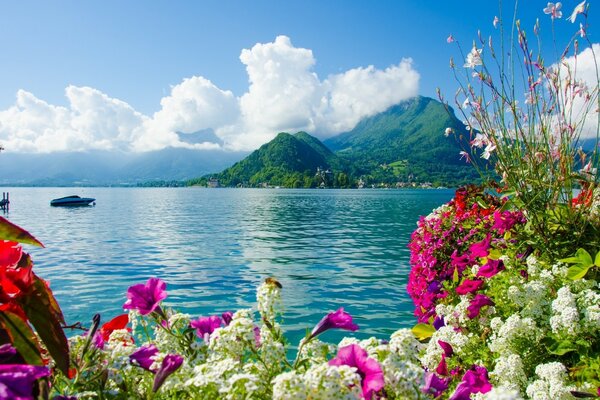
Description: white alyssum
421,325,470,370
488,315,538,354
257,280,282,320
489,354,527,392
209,309,256,361
525,362,575,400
473,386,524,399
577,288,600,331
436,296,471,327
550,286,580,336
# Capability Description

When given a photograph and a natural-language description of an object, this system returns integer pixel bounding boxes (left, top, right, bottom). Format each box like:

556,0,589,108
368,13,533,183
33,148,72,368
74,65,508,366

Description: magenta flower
438,340,454,357
329,344,384,399
130,344,159,371
467,294,494,319
152,354,184,392
190,315,222,341
422,371,450,398
0,364,50,400
123,277,167,316
492,211,525,234
469,235,491,260
455,279,484,295
436,355,449,376
309,307,359,339
221,311,233,326
477,259,504,278
450,366,492,399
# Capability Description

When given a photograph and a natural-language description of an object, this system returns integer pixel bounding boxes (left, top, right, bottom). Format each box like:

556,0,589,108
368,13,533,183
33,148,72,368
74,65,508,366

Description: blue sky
0,1,595,153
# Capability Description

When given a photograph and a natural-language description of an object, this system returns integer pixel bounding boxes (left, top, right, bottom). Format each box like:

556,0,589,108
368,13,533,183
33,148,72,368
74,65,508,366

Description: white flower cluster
489,354,527,392
488,315,538,354
473,386,524,399
436,296,471,327
421,325,470,370
507,280,550,319
257,280,282,320
272,364,362,400
209,309,256,360
550,286,580,336
525,362,575,400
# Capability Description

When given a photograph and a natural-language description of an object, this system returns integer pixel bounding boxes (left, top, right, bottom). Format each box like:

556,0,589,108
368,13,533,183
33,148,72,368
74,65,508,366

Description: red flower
0,241,33,302
99,314,130,342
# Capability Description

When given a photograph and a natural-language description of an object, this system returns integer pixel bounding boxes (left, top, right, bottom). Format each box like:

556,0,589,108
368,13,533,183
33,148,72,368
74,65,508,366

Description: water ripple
4,187,452,343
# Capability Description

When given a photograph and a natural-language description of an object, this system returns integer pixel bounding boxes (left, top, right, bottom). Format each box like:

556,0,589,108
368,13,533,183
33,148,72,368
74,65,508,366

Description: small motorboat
50,195,96,207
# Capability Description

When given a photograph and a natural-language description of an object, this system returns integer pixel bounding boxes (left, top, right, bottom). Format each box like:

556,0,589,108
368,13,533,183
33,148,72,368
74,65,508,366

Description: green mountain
191,131,350,188
191,96,481,188
324,95,479,186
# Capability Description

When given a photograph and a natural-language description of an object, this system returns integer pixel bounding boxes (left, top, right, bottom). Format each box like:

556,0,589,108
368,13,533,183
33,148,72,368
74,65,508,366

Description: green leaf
0,310,43,365
412,323,435,340
453,266,459,283
0,217,43,247
567,264,593,280
595,251,600,267
575,248,593,267
488,249,502,260
548,340,577,356
19,274,69,375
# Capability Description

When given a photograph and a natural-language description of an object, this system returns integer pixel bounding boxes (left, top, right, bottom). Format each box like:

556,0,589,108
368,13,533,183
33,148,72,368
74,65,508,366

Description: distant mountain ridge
0,148,248,186
199,96,479,188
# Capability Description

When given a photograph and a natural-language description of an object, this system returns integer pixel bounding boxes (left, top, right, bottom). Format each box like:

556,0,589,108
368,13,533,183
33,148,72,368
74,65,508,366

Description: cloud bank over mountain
0,36,420,153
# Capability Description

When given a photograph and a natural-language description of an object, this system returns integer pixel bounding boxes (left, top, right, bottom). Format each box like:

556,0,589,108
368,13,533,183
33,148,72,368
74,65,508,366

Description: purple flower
53,396,78,400
433,316,445,330
123,278,167,316
221,311,233,326
477,259,504,278
422,371,450,398
0,364,50,400
427,281,443,293
130,344,159,371
152,354,183,392
436,355,449,375
329,344,384,399
253,326,262,348
467,294,495,319
0,344,17,364
190,315,222,341
309,307,359,339
455,279,484,295
450,365,492,399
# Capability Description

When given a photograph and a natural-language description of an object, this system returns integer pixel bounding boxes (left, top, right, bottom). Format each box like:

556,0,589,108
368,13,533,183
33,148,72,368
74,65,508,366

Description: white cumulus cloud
0,35,421,153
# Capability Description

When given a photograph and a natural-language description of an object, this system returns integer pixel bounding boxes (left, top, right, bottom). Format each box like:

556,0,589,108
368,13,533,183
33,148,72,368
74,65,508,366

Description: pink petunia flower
190,315,222,341
123,278,167,316
455,279,484,295
309,307,359,339
152,354,184,392
450,366,492,399
467,294,495,319
329,344,384,399
422,371,450,398
469,235,491,260
477,259,505,278
221,311,233,326
130,344,159,371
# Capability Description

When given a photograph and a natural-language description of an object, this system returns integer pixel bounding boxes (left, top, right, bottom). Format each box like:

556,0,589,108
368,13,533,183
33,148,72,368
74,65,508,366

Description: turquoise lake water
3,187,453,344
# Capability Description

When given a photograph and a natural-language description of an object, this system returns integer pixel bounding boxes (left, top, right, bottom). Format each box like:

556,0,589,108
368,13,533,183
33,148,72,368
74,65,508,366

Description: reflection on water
4,187,452,343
